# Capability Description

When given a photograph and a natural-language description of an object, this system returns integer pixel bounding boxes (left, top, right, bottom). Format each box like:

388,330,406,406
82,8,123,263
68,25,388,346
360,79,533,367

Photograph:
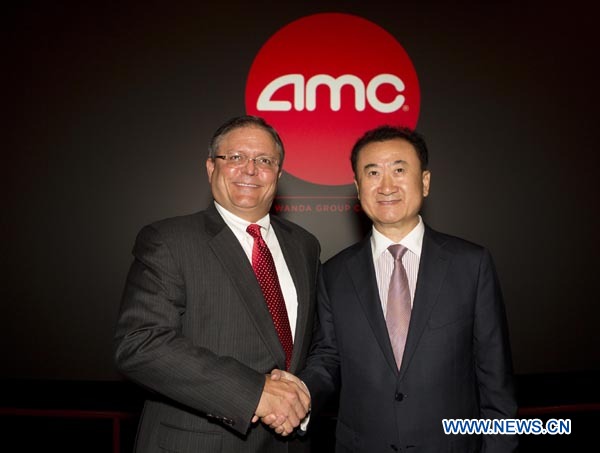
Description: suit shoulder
426,226,490,258
131,210,217,260
323,240,365,270
139,210,211,239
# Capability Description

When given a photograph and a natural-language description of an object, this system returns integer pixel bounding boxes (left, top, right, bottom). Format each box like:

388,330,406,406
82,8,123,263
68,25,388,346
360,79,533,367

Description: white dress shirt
371,216,425,315
214,202,299,340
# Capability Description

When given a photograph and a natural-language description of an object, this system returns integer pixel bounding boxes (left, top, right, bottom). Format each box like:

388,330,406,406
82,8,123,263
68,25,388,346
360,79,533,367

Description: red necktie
386,244,411,369
246,224,293,370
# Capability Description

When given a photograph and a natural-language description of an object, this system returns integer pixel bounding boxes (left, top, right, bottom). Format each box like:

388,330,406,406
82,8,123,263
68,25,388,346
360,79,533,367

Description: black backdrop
4,1,599,381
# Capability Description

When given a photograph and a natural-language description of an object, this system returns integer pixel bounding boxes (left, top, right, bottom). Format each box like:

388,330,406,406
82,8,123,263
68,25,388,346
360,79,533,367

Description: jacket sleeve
113,224,265,435
474,248,519,452
299,267,341,416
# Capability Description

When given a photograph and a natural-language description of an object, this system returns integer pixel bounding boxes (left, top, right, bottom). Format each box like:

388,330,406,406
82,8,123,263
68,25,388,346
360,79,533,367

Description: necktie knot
246,223,263,240
388,244,408,261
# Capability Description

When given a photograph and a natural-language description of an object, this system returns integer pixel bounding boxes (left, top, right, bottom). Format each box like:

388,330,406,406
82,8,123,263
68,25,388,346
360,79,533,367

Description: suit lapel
399,226,450,380
346,236,399,374
205,205,287,369
271,219,310,372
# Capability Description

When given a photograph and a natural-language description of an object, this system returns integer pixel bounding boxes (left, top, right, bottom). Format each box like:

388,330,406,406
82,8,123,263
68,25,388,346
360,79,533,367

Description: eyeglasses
214,153,280,170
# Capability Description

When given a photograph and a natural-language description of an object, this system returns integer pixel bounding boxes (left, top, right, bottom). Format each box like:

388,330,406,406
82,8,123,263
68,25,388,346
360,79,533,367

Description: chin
232,195,260,205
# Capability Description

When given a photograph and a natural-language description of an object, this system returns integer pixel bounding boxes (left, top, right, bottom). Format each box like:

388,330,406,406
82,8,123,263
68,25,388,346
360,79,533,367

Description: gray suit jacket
301,225,518,453
114,203,320,453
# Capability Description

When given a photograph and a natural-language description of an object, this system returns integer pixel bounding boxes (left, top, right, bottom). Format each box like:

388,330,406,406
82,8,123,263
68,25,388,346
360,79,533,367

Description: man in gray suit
114,115,319,452
275,125,518,452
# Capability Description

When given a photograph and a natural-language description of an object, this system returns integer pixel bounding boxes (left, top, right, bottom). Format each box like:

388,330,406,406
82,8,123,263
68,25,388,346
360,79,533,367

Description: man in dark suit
114,115,319,452
278,125,518,452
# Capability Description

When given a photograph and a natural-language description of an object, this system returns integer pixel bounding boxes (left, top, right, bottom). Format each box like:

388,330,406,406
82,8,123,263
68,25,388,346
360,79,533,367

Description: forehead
219,126,276,151
357,138,419,166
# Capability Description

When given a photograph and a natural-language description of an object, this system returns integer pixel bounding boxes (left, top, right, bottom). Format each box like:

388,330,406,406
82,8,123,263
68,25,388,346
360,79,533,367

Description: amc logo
258,74,406,113
246,13,420,186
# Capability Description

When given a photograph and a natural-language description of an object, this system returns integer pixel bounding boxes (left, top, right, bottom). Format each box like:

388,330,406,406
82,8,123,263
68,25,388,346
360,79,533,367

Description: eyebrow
223,150,278,158
362,160,407,171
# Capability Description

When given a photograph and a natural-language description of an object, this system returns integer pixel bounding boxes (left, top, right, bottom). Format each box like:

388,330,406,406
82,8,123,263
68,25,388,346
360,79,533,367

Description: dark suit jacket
114,204,320,453
301,225,518,453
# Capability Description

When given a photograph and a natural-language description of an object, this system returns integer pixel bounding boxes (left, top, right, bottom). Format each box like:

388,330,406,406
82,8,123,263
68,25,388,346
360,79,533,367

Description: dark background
4,0,598,381
3,0,599,438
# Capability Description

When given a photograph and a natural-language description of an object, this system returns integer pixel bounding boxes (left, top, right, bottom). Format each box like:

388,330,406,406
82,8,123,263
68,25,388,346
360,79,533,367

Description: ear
206,158,215,183
422,170,431,197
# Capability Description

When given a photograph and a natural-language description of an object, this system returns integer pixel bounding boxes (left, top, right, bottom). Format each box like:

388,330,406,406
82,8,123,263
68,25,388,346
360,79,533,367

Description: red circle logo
245,13,420,186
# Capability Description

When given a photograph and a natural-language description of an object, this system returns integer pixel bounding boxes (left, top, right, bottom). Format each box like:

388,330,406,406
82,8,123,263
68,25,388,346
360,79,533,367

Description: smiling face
354,138,430,242
206,125,281,222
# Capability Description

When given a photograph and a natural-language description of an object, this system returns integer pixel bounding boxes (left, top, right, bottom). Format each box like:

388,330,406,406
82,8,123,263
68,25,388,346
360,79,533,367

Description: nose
379,171,397,195
242,157,258,175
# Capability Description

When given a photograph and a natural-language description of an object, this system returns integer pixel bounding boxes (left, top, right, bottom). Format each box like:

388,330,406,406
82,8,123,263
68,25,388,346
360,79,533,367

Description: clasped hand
252,369,311,436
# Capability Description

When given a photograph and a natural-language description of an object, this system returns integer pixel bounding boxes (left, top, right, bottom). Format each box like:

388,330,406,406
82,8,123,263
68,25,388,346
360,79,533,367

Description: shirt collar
214,201,271,236
370,216,425,261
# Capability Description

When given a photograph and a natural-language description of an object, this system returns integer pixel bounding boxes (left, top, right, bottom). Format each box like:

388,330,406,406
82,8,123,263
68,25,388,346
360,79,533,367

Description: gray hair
208,115,285,166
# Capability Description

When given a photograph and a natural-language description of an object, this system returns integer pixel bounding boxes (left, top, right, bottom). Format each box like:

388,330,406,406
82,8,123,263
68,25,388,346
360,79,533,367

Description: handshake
252,369,311,436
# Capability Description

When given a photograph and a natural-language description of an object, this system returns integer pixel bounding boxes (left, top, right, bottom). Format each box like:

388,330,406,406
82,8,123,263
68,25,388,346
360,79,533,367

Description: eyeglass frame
213,152,281,170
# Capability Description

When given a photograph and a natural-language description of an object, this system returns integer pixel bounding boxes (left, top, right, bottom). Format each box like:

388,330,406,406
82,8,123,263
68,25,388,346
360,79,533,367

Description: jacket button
395,392,404,401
